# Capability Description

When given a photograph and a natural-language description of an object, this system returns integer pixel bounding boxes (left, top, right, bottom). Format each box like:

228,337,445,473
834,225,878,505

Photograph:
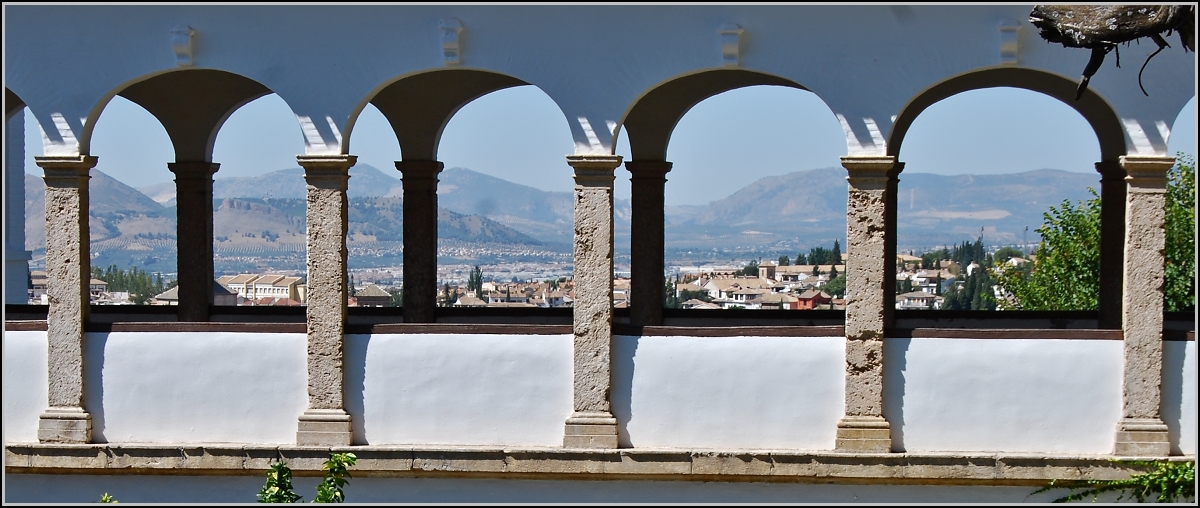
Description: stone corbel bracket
999,20,1019,65
171,25,195,67
440,18,464,65
719,23,743,67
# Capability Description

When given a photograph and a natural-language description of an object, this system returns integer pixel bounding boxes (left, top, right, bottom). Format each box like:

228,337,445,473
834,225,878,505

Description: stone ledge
5,444,1192,485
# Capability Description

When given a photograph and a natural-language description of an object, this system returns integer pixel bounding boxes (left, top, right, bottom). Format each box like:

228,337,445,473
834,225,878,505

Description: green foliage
795,252,808,265
1164,154,1195,312
467,265,484,297
995,189,1101,310
824,274,846,298
387,288,402,307
257,453,358,503
993,246,1024,262
314,453,357,503
896,277,914,295
1033,460,1195,503
739,260,760,277
99,492,118,503
258,460,303,503
778,255,790,266
90,264,175,305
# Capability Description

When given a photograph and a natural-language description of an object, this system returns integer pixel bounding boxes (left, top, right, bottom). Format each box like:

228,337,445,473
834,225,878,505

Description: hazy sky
23,85,1197,207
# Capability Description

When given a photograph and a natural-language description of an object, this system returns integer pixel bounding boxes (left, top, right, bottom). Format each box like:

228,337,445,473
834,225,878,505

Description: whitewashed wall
84,332,308,444
2,331,1195,454
613,335,844,449
344,333,573,446
884,338,1124,454
3,331,48,443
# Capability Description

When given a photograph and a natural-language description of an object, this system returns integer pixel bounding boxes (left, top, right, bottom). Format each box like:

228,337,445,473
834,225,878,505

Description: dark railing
4,304,1193,339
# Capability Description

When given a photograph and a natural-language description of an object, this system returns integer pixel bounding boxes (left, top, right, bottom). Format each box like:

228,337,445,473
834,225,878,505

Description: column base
297,409,353,446
1114,418,1170,456
835,416,892,452
564,411,618,448
38,407,92,443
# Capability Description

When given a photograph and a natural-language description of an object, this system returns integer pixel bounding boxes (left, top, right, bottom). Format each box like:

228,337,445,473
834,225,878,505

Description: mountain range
25,163,1103,272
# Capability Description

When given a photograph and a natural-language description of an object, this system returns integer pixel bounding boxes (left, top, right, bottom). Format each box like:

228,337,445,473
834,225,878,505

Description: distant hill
26,169,168,248
662,166,1101,251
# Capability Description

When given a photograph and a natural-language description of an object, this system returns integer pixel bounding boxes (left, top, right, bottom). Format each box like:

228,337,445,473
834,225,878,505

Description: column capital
395,160,444,180
1120,155,1173,189
567,155,622,187
625,160,673,180
36,155,97,182
841,156,902,188
298,154,356,188
167,161,220,180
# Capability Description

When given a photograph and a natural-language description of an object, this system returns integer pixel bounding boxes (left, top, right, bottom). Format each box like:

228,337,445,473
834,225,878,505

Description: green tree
739,260,759,277
778,255,790,266
994,246,1024,263
831,239,842,265
795,253,808,265
1164,154,1195,312
996,189,1102,310
467,265,484,297
824,274,846,298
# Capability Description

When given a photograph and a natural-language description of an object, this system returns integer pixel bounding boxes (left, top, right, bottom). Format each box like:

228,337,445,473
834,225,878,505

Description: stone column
564,154,622,448
625,160,671,327
168,162,219,322
34,154,97,443
296,154,356,446
1096,160,1126,329
836,155,902,453
1113,154,1173,456
396,160,443,323
5,113,32,304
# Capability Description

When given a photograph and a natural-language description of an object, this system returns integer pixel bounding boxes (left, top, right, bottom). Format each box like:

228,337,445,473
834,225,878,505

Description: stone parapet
6,443,1191,485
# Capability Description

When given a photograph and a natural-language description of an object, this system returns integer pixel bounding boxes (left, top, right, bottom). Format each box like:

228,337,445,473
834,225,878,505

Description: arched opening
354,70,574,319
620,69,847,321
893,86,1106,312
208,93,310,307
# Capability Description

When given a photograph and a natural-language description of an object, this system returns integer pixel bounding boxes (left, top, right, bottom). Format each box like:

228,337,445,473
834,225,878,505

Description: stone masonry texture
300,155,356,411
568,155,621,414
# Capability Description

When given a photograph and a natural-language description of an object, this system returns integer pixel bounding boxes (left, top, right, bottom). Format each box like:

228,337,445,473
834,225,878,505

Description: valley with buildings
23,163,1100,308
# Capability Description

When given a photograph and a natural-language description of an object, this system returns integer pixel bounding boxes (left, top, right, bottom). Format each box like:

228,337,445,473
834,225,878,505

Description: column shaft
837,155,902,453
625,161,671,327
35,155,97,443
1096,161,1126,329
397,160,443,323
564,154,622,448
168,162,219,322
1114,154,1173,456
297,154,356,446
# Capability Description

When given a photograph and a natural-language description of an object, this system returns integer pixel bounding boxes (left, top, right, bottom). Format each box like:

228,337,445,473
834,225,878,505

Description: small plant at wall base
99,492,118,503
1032,460,1195,503
258,452,357,503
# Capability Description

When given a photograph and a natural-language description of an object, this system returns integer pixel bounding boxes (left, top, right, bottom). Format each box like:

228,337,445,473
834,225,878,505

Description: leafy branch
1032,460,1195,503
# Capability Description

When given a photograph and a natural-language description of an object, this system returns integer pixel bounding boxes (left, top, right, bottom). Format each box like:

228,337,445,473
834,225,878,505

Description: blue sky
24,86,1197,207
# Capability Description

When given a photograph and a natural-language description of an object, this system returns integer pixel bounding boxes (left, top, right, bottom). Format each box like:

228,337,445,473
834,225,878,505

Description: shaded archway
93,69,276,319
618,69,835,326
351,69,532,322
890,67,1128,326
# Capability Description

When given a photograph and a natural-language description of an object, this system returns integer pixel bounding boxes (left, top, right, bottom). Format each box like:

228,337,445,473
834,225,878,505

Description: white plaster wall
344,334,573,446
612,335,844,450
883,338,1123,454
3,331,48,443
1163,340,1197,455
85,332,307,444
